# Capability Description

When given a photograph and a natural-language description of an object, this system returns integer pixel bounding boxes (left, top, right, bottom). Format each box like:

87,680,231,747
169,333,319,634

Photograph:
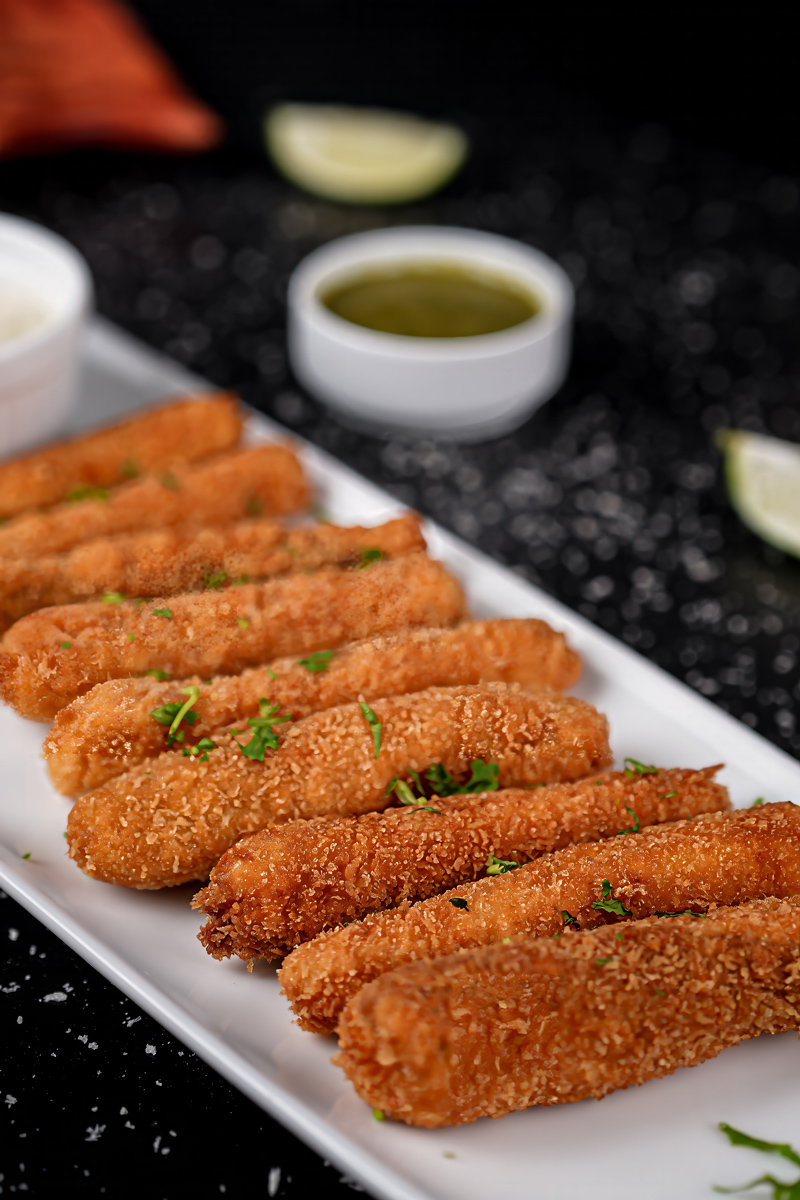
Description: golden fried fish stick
0,392,243,520
45,618,580,796
335,898,800,1127
0,553,463,719
0,441,309,560
66,685,610,889
280,802,800,1033
196,766,729,962
0,513,425,632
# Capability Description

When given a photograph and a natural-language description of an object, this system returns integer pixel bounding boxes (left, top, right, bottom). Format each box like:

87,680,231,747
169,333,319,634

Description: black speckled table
3,84,800,1198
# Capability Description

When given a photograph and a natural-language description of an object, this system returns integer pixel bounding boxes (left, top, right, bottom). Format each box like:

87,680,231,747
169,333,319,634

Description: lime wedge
264,104,468,205
720,429,800,555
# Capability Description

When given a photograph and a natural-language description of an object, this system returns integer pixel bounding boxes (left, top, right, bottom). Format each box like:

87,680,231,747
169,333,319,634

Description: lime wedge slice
720,429,800,555
264,104,468,205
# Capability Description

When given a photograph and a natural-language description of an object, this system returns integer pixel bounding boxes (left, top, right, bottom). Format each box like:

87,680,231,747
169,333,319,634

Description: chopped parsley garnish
151,686,200,746
425,759,499,796
246,495,264,517
66,484,109,503
372,1109,385,1122
266,668,277,680
120,457,139,480
311,503,330,524
145,669,172,681
486,854,520,876
449,897,469,911
660,790,678,799
714,1124,800,1197
596,956,613,966
388,777,442,815
617,803,640,836
182,737,216,763
21,852,31,861
653,987,665,996
127,632,135,643
623,757,658,778
360,702,381,759
297,649,334,673
151,606,173,619
101,592,126,604
562,910,578,926
237,618,250,629
591,879,632,918
501,937,511,944
160,470,181,491
231,698,292,761
60,641,71,649
204,570,228,590
231,575,250,586
752,797,765,807
356,547,384,569
655,909,707,919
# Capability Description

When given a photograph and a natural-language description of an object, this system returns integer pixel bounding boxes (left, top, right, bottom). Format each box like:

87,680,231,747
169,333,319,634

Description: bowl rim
288,225,574,360
0,212,92,366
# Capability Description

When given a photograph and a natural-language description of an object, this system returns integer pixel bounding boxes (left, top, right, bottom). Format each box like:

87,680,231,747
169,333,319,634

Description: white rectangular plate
2,318,799,1200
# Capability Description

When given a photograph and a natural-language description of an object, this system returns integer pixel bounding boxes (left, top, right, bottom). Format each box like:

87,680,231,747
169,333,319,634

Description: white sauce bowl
287,226,573,440
0,213,93,458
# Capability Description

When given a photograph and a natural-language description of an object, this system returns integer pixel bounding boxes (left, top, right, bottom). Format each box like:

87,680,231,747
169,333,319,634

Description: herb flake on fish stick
360,702,382,758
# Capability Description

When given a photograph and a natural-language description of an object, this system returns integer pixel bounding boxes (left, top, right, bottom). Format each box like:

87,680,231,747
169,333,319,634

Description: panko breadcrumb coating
0,441,308,561
66,684,611,889
45,617,580,796
196,766,729,961
0,392,242,520
0,553,464,719
335,898,800,1127
0,512,425,631
279,801,800,1033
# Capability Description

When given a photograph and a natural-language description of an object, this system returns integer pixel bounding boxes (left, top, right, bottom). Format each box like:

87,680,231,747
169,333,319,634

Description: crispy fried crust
335,898,800,1126
0,442,308,560
196,766,729,961
0,393,242,520
45,618,581,796
279,802,800,1033
66,684,610,889
0,513,425,631
0,554,463,719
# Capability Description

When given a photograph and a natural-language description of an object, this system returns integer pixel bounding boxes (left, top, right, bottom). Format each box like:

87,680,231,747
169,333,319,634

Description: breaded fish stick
1,553,463,719
45,618,581,796
335,898,800,1127
66,685,610,888
0,441,308,561
196,766,729,962
0,392,242,520
280,802,800,1032
0,513,425,631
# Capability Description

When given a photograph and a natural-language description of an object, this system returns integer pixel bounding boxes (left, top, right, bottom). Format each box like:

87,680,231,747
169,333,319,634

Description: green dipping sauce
321,262,540,338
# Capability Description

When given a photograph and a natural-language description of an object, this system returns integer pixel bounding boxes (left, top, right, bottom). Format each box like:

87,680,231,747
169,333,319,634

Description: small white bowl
287,225,573,440
0,213,93,458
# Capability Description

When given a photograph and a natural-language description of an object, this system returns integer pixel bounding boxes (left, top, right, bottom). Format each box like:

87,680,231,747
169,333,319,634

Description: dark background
2,4,800,1197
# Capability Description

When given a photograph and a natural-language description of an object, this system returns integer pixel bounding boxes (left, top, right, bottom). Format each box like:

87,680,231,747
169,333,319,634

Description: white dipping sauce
0,282,50,345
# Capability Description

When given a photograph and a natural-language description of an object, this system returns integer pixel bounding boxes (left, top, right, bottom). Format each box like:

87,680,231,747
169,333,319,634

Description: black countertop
3,76,800,1199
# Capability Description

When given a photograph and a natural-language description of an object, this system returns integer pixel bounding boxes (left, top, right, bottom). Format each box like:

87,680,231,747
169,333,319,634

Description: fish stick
0,441,309,561
66,685,611,889
335,898,800,1127
0,392,243,520
0,512,425,631
279,801,800,1033
196,766,729,962
0,553,463,719
45,618,581,796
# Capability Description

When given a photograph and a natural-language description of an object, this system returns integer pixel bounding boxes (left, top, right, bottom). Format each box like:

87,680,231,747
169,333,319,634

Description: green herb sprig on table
231,698,292,762
714,1123,800,1198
